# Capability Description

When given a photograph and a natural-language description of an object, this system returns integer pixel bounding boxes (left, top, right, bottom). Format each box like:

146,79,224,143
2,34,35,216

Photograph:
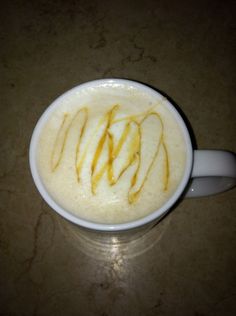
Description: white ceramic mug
29,79,236,232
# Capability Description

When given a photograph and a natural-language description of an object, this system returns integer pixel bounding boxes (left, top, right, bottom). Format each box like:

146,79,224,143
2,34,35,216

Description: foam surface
38,83,186,224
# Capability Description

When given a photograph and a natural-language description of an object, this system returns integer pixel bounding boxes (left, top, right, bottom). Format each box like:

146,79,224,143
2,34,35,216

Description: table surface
1,1,236,315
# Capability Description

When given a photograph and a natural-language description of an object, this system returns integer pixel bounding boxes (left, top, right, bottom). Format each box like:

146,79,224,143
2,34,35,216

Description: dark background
0,1,236,315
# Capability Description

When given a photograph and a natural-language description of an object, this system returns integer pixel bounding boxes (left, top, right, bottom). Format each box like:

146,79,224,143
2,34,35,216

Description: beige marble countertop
1,1,235,315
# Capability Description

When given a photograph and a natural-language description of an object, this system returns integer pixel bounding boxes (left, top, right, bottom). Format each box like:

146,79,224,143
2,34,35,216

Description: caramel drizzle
51,113,69,171
76,115,105,181
128,112,169,203
91,105,119,193
51,108,88,173
51,105,169,204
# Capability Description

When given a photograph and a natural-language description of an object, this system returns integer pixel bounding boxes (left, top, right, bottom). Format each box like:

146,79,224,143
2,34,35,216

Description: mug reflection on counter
57,214,171,261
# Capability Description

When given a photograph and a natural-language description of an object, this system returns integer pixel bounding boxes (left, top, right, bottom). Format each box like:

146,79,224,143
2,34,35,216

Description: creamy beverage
37,81,186,224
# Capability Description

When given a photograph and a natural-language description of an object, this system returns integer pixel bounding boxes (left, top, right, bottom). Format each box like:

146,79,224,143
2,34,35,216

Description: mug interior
29,79,193,231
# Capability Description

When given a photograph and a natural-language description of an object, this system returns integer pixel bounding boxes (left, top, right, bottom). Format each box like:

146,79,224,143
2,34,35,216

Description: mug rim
29,78,193,231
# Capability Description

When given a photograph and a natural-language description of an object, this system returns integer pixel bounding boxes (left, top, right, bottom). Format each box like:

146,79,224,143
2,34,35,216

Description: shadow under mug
29,79,236,233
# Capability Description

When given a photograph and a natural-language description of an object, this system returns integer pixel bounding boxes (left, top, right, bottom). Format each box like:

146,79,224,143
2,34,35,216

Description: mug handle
185,150,236,197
